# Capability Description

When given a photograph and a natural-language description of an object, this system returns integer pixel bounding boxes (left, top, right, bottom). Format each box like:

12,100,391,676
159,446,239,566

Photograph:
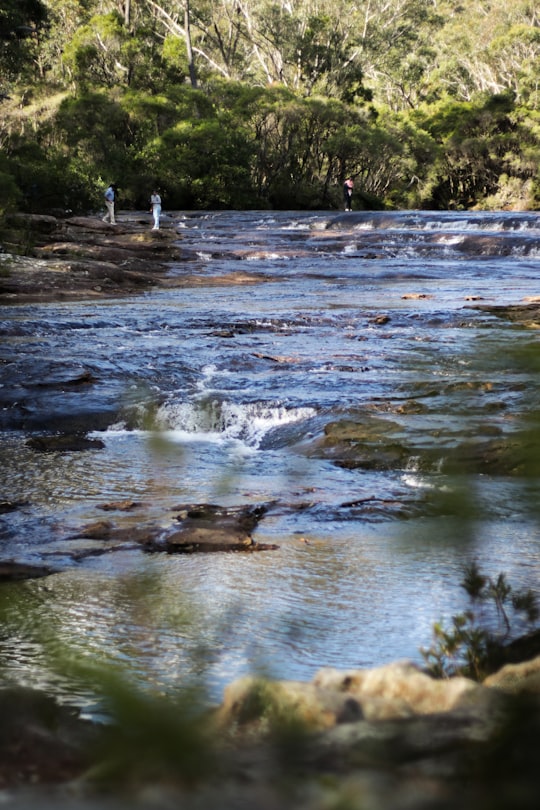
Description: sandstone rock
163,526,255,551
97,500,142,512
312,661,498,719
470,302,540,328
215,676,363,732
144,503,277,553
484,655,540,694
5,213,59,233
215,660,504,742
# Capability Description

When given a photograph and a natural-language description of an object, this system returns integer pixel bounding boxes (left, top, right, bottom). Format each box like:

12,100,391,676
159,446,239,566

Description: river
1,209,539,714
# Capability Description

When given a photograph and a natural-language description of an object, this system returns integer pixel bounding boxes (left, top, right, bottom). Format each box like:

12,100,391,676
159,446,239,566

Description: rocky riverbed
1,210,540,809
1,212,539,324
0,212,263,304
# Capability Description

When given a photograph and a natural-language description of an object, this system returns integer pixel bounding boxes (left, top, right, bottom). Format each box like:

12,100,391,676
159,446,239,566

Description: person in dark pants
343,178,354,211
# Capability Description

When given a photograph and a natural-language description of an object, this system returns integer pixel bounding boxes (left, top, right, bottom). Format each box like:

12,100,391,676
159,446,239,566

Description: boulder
215,676,363,732
484,655,540,694
313,661,498,720
144,503,278,553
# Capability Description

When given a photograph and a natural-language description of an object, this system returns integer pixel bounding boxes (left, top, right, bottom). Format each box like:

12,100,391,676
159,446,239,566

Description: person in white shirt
103,184,116,224
150,190,161,230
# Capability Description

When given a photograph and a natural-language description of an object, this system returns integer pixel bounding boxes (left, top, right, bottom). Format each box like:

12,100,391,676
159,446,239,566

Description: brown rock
143,503,276,553
313,661,497,719
25,434,105,453
215,676,363,732
97,500,142,512
484,655,540,694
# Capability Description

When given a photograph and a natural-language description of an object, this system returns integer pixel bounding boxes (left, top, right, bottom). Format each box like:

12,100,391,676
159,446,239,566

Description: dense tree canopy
0,0,539,213
0,0,49,78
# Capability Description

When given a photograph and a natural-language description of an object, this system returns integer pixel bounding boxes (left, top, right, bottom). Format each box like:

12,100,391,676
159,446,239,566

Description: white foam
151,398,316,449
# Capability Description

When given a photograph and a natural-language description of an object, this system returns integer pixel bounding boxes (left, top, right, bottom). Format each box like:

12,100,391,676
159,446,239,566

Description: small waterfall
143,398,318,449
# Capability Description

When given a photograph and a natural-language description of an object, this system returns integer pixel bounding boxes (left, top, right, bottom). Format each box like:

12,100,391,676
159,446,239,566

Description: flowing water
1,209,539,714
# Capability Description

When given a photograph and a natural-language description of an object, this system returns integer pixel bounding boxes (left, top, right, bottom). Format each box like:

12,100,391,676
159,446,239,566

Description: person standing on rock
103,183,116,224
343,178,354,211
150,189,161,230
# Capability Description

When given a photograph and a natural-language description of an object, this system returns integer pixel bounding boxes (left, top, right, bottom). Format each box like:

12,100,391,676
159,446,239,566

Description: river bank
0,212,265,305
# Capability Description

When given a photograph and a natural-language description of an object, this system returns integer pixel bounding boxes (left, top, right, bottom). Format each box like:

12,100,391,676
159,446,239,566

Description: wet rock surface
0,212,265,304
303,410,535,476
471,301,540,328
49,502,279,564
0,561,59,581
0,213,186,303
25,434,106,453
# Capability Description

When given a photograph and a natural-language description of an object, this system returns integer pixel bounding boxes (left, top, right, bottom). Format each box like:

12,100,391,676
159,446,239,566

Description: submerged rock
61,503,278,560
0,561,58,581
145,503,278,553
471,302,540,328
304,411,533,476
25,434,105,453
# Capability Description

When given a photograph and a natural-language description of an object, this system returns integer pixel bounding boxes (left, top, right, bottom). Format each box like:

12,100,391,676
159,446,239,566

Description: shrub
421,561,538,681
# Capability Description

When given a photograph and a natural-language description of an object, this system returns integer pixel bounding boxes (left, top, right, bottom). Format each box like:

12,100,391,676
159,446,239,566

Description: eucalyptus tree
141,0,370,101
427,0,540,107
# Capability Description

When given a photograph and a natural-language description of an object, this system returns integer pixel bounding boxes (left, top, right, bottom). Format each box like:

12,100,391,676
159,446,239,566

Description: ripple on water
1,210,539,713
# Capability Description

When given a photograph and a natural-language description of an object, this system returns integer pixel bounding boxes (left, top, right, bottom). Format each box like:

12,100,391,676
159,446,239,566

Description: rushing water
1,209,539,713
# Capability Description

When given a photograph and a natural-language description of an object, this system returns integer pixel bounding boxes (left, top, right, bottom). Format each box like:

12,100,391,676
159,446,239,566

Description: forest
1,0,539,213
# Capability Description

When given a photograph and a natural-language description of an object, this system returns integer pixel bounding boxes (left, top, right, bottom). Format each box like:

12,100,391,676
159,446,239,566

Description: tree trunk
185,0,197,89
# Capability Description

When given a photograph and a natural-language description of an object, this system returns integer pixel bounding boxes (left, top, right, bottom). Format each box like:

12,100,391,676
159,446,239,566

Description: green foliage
61,12,125,88
421,562,539,681
0,0,48,80
55,90,134,207
0,165,22,215
79,667,216,789
1,1,539,211
409,92,539,208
